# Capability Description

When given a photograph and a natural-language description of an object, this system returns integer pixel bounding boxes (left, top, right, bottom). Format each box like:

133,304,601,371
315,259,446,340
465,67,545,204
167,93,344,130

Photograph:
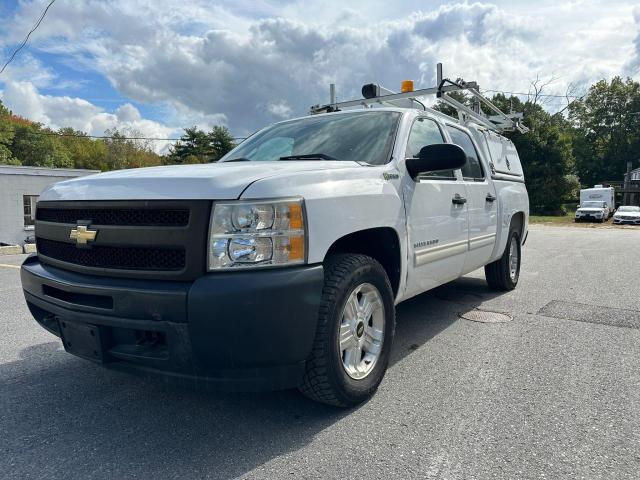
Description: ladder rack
310,63,529,134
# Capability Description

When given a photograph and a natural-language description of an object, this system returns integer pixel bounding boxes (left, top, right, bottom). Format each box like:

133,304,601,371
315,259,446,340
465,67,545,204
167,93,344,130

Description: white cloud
627,6,640,74
412,2,537,44
115,103,141,122
0,53,57,88
267,101,293,119
0,81,176,152
0,0,639,136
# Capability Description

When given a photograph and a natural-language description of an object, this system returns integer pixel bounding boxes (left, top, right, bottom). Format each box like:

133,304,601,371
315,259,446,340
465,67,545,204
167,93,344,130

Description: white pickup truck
21,81,529,406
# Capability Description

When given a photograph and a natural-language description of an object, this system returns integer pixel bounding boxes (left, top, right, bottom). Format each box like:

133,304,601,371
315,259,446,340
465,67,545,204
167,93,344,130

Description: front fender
239,167,407,265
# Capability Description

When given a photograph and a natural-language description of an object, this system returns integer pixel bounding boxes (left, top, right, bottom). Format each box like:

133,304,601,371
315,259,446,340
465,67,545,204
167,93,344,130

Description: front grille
35,200,211,281
37,238,186,271
37,207,189,226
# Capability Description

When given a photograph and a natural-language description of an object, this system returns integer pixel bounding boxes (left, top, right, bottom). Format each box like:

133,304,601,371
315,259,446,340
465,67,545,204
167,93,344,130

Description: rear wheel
485,229,521,291
299,254,395,407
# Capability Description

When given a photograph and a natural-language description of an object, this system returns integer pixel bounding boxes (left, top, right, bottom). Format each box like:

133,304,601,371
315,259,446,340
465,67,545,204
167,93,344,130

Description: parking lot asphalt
1,225,639,480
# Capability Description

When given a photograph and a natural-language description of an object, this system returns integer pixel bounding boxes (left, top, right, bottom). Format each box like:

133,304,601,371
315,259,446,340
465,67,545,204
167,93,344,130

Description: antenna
310,63,529,133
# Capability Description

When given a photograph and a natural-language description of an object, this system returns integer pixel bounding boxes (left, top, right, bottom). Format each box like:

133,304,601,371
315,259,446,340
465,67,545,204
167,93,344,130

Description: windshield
221,111,401,165
617,206,640,212
581,201,605,208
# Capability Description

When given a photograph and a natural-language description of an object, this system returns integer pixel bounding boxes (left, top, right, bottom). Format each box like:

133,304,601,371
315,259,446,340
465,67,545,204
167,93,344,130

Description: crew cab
575,201,609,222
21,106,529,406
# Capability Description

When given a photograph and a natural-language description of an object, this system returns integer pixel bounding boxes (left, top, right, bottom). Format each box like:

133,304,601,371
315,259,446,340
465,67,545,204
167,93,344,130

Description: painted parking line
0,264,21,269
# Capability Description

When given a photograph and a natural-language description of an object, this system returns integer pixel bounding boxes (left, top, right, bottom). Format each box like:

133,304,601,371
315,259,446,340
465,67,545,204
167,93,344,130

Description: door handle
485,193,497,202
452,194,467,205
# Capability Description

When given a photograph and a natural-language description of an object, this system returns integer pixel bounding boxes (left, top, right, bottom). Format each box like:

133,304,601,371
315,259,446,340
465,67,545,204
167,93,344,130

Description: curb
0,245,23,255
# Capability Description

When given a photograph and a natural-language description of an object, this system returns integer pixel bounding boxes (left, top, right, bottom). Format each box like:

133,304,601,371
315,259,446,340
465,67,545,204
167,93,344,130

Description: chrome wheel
338,283,385,380
509,236,519,281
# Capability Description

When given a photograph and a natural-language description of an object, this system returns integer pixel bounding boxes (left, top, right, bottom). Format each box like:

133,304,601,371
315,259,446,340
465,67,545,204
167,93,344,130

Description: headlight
208,198,305,270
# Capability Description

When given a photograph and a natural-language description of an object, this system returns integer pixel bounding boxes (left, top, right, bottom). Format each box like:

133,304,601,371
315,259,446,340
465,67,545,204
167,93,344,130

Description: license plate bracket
58,320,104,363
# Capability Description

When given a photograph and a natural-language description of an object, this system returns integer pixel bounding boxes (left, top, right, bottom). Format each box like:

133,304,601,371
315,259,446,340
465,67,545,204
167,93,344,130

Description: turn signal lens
288,202,303,230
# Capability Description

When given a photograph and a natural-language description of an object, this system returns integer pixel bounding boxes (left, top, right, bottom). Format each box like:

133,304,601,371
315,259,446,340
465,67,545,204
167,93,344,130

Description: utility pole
623,161,632,205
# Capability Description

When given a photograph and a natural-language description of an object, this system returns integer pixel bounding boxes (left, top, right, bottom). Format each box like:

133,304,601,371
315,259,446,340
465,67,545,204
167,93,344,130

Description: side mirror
405,143,467,179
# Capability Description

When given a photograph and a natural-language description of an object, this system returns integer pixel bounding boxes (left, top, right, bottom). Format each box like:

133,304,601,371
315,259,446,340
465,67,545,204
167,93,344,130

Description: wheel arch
324,227,402,297
511,211,525,239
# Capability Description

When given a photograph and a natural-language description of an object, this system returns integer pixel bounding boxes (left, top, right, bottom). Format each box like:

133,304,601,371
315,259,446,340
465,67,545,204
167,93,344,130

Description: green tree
492,94,578,214
166,127,213,164
57,127,108,170
11,124,72,168
208,126,236,161
103,128,162,170
432,91,471,119
166,125,235,164
569,77,640,186
0,100,18,165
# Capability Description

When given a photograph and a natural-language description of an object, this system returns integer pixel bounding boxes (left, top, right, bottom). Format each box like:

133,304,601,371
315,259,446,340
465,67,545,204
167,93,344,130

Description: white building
0,166,98,247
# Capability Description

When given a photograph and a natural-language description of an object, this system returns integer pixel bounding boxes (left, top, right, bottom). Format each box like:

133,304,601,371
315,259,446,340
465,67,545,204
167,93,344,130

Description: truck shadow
1,275,507,479
390,275,507,366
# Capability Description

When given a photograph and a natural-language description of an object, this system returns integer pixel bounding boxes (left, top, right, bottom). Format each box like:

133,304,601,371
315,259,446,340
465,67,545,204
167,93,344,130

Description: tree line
1,76,639,214
435,76,640,214
0,101,237,171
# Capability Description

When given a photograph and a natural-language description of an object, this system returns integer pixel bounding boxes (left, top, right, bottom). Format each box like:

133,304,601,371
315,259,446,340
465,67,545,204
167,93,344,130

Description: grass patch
529,213,575,224
529,212,622,228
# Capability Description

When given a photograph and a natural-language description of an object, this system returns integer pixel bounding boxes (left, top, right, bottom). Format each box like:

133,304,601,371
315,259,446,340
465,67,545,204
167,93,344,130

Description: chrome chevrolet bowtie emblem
70,224,97,246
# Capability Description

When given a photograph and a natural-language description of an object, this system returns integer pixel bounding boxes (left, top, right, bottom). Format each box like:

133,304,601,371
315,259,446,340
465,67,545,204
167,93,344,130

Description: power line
481,88,581,99
0,0,57,76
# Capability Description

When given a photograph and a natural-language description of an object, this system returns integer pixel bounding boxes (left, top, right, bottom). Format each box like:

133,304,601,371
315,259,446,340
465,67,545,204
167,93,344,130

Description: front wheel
299,254,395,407
485,229,521,291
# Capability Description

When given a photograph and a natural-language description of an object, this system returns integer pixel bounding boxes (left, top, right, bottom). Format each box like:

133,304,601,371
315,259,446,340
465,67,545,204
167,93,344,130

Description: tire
485,228,521,291
299,254,395,407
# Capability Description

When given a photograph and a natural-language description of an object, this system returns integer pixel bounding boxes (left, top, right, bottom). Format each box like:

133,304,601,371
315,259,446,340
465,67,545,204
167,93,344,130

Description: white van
579,186,615,219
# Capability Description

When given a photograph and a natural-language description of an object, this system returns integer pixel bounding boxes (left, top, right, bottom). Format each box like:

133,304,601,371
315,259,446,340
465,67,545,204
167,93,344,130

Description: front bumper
575,214,603,222
21,255,324,391
613,217,640,224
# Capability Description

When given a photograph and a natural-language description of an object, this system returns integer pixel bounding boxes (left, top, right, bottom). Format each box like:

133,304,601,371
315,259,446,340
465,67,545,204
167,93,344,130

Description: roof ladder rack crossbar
310,63,529,134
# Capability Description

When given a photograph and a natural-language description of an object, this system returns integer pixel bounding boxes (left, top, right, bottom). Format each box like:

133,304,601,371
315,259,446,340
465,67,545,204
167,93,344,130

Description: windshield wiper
279,153,336,161
222,158,252,162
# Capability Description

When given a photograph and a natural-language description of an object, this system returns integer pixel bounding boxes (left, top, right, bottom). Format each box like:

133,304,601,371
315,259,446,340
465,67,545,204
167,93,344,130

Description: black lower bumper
575,216,603,222
21,256,324,391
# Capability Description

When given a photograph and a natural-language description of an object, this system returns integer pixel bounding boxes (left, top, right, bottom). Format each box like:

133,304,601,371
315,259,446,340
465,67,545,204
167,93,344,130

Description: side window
446,126,485,181
406,117,455,180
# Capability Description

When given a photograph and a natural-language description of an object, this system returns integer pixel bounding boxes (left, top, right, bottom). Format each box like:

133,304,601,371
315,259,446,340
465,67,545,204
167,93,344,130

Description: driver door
403,116,469,298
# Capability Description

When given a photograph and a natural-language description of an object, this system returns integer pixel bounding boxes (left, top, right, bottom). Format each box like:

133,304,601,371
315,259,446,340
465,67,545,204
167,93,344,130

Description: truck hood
39,161,361,201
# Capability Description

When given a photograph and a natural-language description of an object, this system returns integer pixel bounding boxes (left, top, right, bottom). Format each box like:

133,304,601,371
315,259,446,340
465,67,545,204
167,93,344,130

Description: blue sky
0,0,638,152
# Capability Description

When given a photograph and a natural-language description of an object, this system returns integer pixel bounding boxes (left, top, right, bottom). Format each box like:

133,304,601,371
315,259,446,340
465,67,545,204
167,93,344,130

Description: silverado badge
70,224,97,246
